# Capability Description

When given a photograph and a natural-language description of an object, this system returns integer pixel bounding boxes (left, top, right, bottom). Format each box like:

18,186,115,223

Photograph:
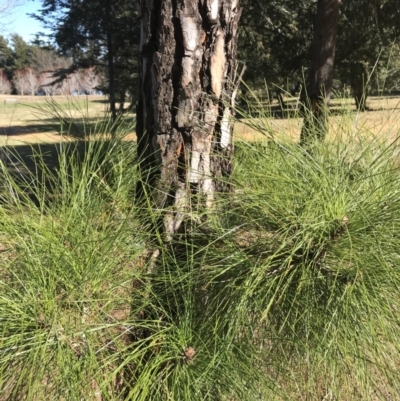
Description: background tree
23,68,39,95
37,71,57,95
0,69,11,93
0,0,25,21
30,45,71,73
0,31,100,96
9,34,31,71
137,0,242,240
35,0,139,118
336,0,400,110
238,0,400,112
26,0,400,115
12,69,29,95
300,0,341,144
238,0,315,96
0,35,13,74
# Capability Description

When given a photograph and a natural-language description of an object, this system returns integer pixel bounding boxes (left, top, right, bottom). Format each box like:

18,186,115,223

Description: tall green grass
0,99,400,400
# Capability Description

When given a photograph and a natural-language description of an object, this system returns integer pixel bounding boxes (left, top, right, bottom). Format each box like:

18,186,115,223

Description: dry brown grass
235,96,400,142
1,94,400,146
0,94,108,146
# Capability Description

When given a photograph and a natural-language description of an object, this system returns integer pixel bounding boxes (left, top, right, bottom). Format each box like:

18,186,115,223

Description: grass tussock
0,100,400,400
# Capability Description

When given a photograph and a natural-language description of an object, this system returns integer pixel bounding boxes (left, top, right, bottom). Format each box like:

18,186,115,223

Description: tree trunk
350,62,368,111
105,0,117,121
137,0,242,241
276,89,285,109
118,91,125,112
300,0,341,145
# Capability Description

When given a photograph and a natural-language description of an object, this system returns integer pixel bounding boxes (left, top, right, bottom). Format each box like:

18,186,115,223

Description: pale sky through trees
0,0,49,41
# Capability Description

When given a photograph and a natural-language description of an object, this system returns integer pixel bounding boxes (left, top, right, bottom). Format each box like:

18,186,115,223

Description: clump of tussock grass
219,127,400,399
0,109,270,400
0,114,151,400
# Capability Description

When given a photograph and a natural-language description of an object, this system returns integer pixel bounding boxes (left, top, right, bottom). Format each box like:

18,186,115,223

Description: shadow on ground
1,142,74,174
0,140,133,205
0,115,136,138
237,95,400,120
1,137,136,174
0,121,60,136
0,142,85,199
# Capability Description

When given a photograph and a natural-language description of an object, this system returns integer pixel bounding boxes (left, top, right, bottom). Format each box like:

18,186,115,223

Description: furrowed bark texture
137,0,242,240
300,0,340,144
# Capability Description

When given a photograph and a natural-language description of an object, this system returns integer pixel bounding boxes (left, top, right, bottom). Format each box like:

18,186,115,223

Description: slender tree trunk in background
137,0,242,241
119,91,125,112
300,0,341,145
105,0,117,121
276,89,285,109
350,61,368,111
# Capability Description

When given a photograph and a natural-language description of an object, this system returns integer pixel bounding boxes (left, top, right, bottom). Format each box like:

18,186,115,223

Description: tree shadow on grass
0,115,136,139
3,142,76,175
236,95,400,120
0,139,137,206
0,121,61,136
0,142,86,203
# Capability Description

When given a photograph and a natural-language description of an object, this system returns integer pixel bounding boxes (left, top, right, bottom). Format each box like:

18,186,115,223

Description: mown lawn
0,95,109,146
235,95,400,142
1,94,400,146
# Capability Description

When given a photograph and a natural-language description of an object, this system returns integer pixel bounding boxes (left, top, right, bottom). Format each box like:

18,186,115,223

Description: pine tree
137,0,242,240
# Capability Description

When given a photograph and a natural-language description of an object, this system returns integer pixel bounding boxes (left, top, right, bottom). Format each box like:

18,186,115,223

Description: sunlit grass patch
228,134,400,399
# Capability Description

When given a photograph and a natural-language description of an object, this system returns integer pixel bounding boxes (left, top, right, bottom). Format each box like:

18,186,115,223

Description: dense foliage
34,0,139,115
0,0,396,108
239,0,400,104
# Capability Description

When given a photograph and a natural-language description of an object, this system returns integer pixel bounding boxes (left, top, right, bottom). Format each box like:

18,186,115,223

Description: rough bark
300,0,341,145
137,0,242,241
350,61,368,111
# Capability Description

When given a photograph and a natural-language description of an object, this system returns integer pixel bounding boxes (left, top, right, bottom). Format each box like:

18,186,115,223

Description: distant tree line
239,0,400,111
28,0,400,119
0,34,102,96
34,0,139,119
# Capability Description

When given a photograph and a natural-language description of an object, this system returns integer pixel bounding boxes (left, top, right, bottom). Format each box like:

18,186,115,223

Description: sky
0,0,50,42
